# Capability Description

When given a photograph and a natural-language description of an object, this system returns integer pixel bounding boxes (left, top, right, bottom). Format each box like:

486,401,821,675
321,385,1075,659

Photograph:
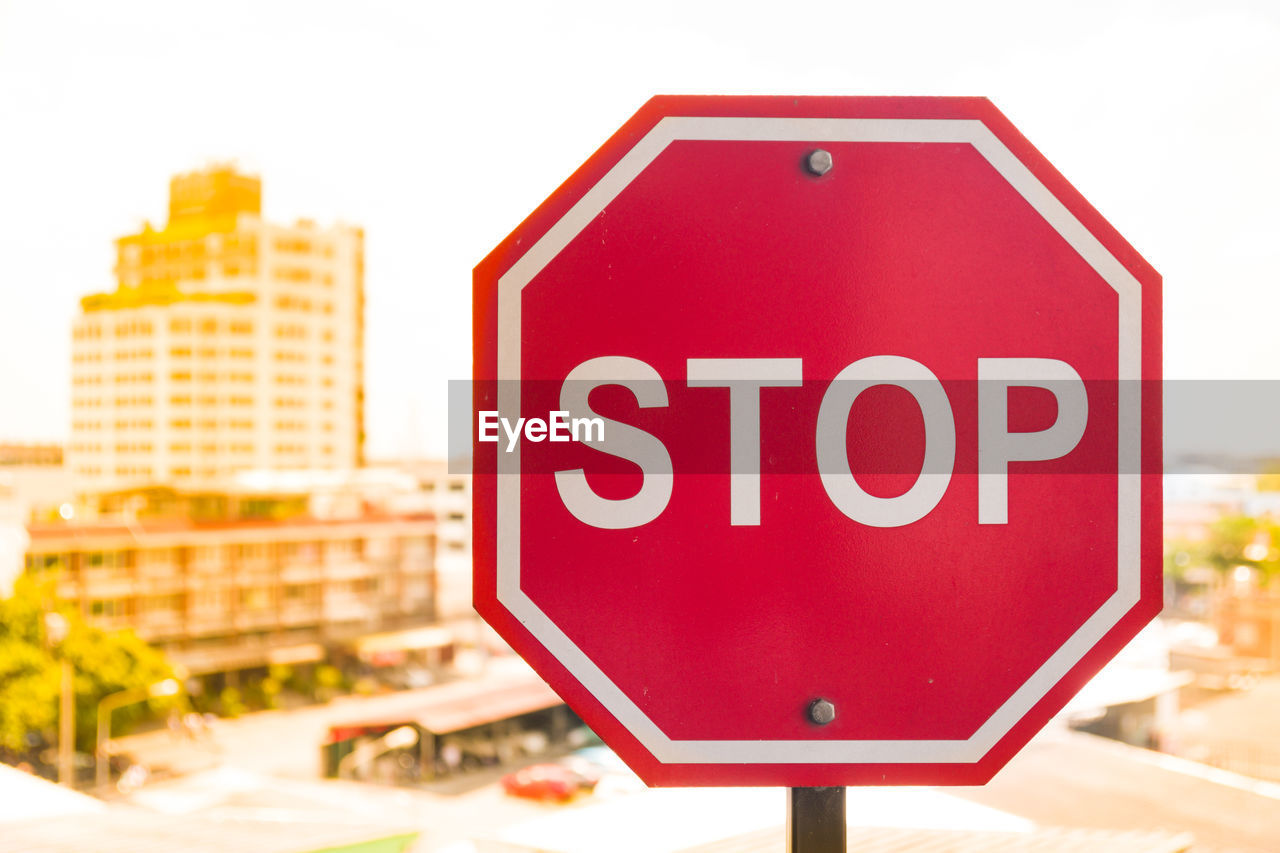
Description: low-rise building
0,442,75,523
397,459,472,619
23,482,438,681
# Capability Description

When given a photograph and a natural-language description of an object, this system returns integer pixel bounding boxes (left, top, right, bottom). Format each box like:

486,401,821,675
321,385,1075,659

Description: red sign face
473,96,1162,787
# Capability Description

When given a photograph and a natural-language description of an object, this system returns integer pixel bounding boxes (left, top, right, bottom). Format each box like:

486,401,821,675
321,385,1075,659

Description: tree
0,576,177,758
1167,513,1280,585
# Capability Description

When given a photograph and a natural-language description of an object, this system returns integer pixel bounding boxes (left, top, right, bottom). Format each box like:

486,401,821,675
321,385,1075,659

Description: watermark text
478,410,605,453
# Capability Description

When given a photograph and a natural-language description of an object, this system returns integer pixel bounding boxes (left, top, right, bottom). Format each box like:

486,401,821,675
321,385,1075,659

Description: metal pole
94,679,180,792
95,688,140,791
95,695,114,791
42,612,74,787
58,658,74,787
787,787,845,853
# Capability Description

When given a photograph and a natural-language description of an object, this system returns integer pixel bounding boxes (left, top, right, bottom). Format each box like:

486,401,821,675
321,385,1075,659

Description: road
112,673,1280,852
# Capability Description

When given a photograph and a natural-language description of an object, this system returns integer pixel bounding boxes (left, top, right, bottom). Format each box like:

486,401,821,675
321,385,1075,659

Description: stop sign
472,96,1161,787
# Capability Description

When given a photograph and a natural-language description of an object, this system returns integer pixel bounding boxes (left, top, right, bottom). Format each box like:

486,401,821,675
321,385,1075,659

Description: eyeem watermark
478,410,605,453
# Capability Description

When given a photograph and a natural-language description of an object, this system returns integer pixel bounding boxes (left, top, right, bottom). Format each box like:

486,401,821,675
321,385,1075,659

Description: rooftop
80,282,256,313
25,510,434,545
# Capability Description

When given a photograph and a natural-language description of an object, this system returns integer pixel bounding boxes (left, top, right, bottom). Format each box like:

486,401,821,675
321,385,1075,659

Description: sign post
473,94,1162,829
789,787,845,853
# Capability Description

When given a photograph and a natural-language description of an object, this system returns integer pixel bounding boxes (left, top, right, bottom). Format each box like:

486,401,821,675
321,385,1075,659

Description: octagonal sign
473,96,1162,787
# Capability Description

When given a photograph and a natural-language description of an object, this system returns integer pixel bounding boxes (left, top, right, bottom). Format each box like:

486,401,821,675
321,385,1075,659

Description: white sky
0,0,1277,458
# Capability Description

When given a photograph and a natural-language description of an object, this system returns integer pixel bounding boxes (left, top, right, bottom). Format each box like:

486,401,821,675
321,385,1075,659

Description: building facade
406,460,472,619
24,487,436,677
68,165,365,490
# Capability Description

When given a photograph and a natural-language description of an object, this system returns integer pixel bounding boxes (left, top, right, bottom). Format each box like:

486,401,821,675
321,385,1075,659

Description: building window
143,594,183,615
273,266,313,282
236,543,267,561
139,548,173,567
90,599,124,618
28,553,66,572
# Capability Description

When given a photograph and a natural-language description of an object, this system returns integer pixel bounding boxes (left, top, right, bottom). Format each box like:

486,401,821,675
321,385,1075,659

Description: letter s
554,357,672,529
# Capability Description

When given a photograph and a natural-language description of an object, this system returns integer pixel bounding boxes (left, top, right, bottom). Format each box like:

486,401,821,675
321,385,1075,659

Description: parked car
501,761,600,802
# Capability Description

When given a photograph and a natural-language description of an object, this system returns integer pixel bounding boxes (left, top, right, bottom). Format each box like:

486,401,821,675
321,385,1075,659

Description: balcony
235,609,280,631
78,573,137,599
280,563,323,583
280,602,323,627
323,597,375,623
322,559,374,581
137,562,180,580
137,573,186,594
183,612,236,636
136,609,186,639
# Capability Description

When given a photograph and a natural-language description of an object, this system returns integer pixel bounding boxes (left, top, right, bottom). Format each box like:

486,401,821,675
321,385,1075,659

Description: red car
501,761,600,802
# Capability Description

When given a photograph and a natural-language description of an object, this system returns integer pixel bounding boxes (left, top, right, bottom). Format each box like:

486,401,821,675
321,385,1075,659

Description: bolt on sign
473,96,1162,787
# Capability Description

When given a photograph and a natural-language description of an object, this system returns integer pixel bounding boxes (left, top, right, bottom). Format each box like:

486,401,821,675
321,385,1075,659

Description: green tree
1168,514,1280,584
0,576,177,755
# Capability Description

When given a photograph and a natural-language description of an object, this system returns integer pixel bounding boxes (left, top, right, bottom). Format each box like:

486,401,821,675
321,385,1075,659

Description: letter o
816,356,955,527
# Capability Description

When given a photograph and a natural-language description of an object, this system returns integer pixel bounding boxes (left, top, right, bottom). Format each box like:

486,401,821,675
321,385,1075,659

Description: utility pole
44,611,74,788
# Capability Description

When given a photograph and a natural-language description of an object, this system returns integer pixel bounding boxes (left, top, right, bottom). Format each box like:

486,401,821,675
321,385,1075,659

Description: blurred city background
3,2,1280,852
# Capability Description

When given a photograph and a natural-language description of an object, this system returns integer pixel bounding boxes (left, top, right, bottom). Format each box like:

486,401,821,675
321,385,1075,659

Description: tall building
69,165,365,490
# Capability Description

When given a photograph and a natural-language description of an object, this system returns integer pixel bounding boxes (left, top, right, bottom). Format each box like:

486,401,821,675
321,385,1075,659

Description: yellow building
69,165,365,489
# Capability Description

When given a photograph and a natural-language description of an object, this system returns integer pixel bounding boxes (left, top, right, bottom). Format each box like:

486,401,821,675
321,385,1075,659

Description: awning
354,626,454,660
328,668,564,740
169,642,325,675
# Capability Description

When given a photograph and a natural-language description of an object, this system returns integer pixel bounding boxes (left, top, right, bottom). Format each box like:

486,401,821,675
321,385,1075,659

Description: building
404,459,472,619
68,164,365,490
0,444,63,467
0,443,75,522
23,482,437,680
0,443,75,596
1215,589,1280,666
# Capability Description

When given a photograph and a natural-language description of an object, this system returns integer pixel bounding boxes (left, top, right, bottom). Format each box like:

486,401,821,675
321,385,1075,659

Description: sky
0,0,1277,458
